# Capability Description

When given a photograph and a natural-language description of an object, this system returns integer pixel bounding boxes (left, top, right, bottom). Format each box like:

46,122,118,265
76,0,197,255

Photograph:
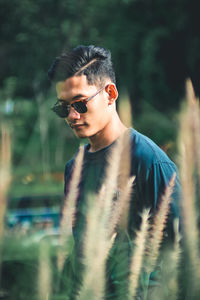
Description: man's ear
105,83,118,105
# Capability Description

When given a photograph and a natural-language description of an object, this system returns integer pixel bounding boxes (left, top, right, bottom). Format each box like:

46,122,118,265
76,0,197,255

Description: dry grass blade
38,241,52,300
78,131,131,300
109,176,135,236
167,218,181,300
118,91,133,128
77,186,120,299
116,129,132,230
185,79,200,183
77,192,108,300
129,209,150,300
0,125,11,241
185,79,200,199
100,133,124,221
178,79,200,290
99,129,133,236
117,128,131,190
57,146,84,272
145,174,176,274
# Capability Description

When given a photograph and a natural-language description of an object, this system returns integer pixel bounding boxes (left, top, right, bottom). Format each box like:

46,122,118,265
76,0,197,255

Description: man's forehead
56,75,89,90
56,75,97,98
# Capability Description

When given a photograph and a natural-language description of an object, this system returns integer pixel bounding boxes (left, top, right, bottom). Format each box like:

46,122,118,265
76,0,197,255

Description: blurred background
0,0,200,234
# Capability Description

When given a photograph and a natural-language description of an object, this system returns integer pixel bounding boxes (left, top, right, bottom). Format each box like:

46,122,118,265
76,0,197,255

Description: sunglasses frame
52,86,106,118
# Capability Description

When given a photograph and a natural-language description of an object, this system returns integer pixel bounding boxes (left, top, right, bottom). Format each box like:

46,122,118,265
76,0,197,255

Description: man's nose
67,106,81,121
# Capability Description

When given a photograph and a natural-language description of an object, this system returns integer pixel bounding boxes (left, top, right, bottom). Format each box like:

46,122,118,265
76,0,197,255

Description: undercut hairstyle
48,45,116,86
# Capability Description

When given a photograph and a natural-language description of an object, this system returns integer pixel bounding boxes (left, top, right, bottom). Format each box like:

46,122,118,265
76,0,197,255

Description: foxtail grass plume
101,129,133,234
117,128,131,190
77,193,109,300
57,146,84,272
156,218,181,300
78,131,132,300
129,209,150,300
178,79,200,293
167,218,181,300
94,129,133,241
38,241,52,300
99,130,125,222
116,129,132,230
78,141,124,300
145,174,176,274
118,90,133,128
109,176,135,236
0,125,11,241
185,79,200,184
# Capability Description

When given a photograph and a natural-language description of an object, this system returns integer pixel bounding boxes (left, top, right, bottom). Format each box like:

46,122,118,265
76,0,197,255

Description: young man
48,45,180,298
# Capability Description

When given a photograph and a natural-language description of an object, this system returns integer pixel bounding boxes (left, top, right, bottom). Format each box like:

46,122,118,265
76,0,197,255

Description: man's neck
88,115,128,152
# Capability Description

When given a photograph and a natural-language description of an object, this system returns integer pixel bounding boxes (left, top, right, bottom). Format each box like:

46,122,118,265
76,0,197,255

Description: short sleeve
135,161,181,242
141,162,180,216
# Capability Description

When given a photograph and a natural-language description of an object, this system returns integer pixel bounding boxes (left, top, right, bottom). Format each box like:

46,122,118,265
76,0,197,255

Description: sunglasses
52,86,105,118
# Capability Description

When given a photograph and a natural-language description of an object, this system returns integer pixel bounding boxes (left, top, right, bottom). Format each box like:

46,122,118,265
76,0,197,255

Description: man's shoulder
65,157,75,170
129,128,176,170
64,158,74,179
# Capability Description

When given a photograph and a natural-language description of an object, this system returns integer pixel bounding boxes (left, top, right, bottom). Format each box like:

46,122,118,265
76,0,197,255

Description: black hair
48,45,116,86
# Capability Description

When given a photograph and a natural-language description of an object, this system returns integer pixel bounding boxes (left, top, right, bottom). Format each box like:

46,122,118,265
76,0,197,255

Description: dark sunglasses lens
72,101,87,113
52,104,70,118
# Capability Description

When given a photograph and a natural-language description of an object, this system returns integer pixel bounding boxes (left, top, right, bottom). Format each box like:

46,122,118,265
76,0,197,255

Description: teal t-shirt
64,128,180,238
63,128,181,297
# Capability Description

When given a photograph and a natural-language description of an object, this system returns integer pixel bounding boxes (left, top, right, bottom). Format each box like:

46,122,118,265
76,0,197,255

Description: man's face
56,75,114,139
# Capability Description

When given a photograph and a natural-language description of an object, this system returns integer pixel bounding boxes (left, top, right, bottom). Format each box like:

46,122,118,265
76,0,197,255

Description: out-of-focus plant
0,125,11,299
0,125,11,241
178,79,200,299
1,80,200,300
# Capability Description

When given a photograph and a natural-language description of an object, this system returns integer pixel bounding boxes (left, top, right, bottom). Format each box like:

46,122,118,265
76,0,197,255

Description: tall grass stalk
145,174,176,274
118,91,133,128
0,125,11,241
185,79,200,184
166,218,181,300
0,125,11,294
129,209,150,300
77,131,132,299
117,130,132,230
178,79,200,295
38,241,52,300
57,146,84,272
76,193,109,300
98,132,125,225
108,176,134,237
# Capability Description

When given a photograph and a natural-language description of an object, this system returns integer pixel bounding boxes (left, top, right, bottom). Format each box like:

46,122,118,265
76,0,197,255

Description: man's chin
75,132,88,138
72,125,97,139
73,128,90,138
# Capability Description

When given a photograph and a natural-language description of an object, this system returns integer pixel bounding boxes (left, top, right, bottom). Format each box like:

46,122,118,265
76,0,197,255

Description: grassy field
0,79,200,300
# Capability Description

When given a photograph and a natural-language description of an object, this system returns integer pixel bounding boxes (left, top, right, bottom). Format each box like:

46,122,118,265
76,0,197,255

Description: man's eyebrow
58,94,86,102
72,94,86,100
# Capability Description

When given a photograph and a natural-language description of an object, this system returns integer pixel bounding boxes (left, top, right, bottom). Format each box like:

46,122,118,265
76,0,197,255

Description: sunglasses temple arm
86,87,105,103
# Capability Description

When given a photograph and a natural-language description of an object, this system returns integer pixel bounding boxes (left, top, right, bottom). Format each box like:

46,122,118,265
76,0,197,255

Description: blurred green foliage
1,0,200,103
0,0,200,197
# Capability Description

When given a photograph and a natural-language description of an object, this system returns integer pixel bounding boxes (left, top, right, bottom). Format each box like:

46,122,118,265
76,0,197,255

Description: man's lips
70,123,86,129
